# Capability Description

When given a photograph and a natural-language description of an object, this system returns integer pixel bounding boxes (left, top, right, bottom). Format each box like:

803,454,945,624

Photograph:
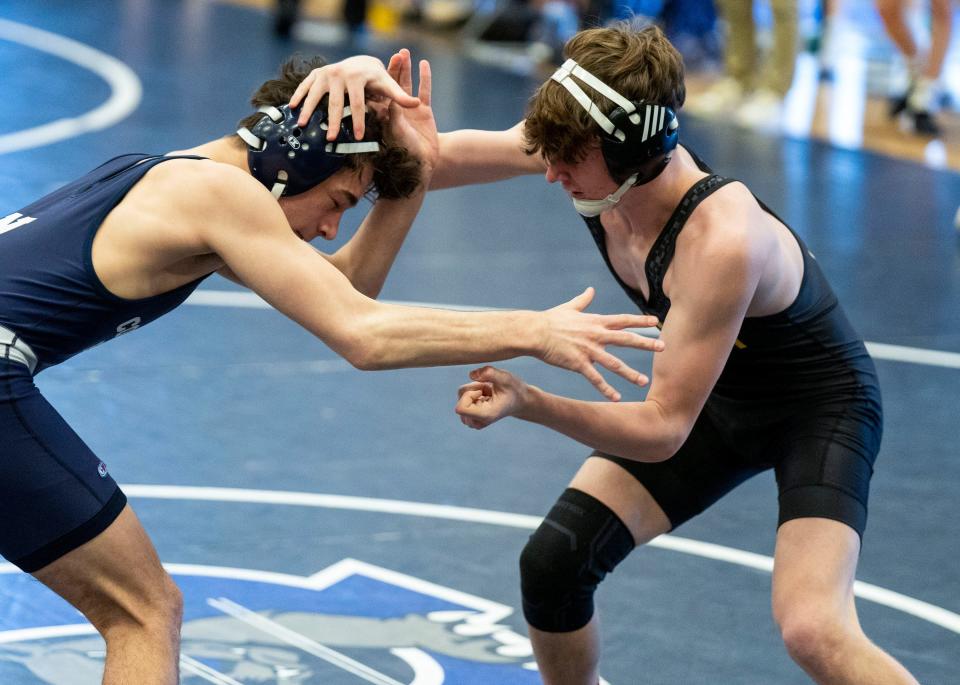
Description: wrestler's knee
520,489,635,633
775,594,855,670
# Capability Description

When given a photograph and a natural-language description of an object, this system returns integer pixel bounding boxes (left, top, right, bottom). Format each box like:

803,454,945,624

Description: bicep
645,303,742,431
202,199,373,353
645,254,759,436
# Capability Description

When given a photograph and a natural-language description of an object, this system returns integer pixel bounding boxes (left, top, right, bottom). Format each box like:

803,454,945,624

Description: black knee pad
519,488,635,633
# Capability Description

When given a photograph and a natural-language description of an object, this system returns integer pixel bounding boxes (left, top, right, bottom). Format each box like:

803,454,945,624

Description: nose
318,219,339,241
545,163,560,184
544,161,568,185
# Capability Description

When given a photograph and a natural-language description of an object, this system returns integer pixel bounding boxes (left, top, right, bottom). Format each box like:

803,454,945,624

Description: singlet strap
645,174,737,316
72,154,207,196
582,173,738,321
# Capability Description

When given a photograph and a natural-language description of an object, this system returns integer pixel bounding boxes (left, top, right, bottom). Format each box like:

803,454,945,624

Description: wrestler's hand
288,55,420,139
456,366,528,429
538,287,662,401
386,52,439,179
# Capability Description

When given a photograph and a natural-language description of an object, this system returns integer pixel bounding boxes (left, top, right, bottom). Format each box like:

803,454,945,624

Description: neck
171,136,250,173
609,147,707,236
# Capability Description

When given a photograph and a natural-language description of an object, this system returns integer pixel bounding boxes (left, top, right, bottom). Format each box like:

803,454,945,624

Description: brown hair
523,21,685,166
236,55,421,200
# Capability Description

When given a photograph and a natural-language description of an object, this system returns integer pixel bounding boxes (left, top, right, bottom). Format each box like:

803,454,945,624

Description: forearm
431,124,544,190
351,303,543,369
515,387,682,462
327,189,426,298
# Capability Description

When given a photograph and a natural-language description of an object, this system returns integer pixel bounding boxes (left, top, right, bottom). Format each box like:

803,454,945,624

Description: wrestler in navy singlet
583,148,882,537
1,154,210,372
0,154,213,571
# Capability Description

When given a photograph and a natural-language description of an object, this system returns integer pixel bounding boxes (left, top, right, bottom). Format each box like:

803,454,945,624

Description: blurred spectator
273,0,372,39
686,0,799,132
473,0,717,71
529,0,583,63
876,0,950,136
608,0,719,70
472,0,582,65
274,0,300,36
807,0,841,79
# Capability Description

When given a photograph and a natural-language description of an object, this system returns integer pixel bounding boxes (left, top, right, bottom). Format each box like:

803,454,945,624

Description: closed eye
337,191,360,210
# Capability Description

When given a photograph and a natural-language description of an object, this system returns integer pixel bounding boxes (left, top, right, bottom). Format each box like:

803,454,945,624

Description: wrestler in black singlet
583,149,882,537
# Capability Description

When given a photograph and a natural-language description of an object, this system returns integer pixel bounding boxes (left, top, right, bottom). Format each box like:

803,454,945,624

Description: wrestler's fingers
579,364,621,402
593,350,649,387
289,71,316,110
346,81,367,139
325,86,345,141
600,328,664,353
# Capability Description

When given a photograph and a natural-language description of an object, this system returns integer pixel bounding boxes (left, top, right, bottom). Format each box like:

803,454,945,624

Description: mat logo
0,558,540,684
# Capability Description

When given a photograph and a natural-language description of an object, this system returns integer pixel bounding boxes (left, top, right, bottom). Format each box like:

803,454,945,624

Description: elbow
645,429,687,463
342,339,386,371
334,329,385,371
630,435,684,464
324,299,391,370
346,352,376,371
623,409,690,463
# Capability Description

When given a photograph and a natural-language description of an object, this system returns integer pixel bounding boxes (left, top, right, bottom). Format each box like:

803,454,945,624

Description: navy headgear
550,59,679,187
237,103,380,198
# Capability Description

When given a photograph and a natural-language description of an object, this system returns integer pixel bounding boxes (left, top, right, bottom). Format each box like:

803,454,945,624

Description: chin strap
572,173,639,217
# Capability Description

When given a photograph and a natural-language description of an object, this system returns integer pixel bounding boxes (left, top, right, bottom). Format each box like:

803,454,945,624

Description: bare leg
528,457,671,685
924,0,952,80
875,0,918,63
716,0,759,89
529,617,602,685
772,518,919,684
32,505,183,685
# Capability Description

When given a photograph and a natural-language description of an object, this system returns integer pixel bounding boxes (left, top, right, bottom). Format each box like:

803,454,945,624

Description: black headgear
550,59,679,186
237,104,380,198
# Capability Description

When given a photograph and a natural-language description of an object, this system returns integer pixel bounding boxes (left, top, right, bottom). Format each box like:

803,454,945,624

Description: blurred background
265,0,960,165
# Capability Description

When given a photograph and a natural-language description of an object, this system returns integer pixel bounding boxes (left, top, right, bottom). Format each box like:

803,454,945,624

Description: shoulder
142,158,281,235
147,158,268,207
681,181,754,254
675,181,768,287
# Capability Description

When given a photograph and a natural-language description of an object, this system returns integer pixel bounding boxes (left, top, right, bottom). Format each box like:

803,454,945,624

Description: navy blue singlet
0,153,212,374
0,153,214,572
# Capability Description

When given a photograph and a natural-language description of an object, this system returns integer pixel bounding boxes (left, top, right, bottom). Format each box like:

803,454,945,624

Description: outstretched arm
432,123,545,190
196,167,662,400
456,212,765,460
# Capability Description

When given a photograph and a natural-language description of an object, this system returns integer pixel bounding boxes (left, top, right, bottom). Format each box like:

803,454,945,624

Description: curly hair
236,55,421,200
523,21,685,166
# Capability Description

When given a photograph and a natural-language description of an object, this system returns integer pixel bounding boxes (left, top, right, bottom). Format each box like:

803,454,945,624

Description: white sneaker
907,77,939,113
736,89,784,132
686,77,744,117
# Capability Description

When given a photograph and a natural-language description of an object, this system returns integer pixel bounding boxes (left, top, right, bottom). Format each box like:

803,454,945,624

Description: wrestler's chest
605,233,675,303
